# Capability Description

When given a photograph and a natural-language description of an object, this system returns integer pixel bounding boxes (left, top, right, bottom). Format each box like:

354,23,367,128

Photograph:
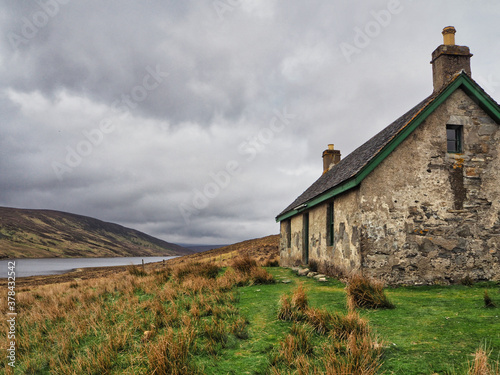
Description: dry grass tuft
127,264,148,277
467,348,500,375
305,307,333,335
247,266,275,285
277,294,295,321
346,274,394,310
291,284,309,312
148,325,198,375
322,331,382,375
231,254,258,274
142,324,156,342
262,256,280,267
278,284,308,321
277,284,309,322
172,262,220,281
330,311,369,342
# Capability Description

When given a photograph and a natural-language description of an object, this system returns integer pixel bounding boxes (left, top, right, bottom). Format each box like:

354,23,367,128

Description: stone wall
279,213,304,266
279,188,362,272
308,204,327,263
358,89,500,284
331,190,362,272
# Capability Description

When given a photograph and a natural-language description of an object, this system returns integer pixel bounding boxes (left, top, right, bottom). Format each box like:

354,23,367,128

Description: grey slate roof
277,71,500,221
277,93,437,218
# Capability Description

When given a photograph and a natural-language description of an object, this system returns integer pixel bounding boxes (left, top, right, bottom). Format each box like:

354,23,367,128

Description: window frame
327,201,334,247
284,219,291,249
446,125,463,153
302,213,309,264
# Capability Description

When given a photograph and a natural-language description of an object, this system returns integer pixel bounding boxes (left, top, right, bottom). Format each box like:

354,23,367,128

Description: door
302,213,309,264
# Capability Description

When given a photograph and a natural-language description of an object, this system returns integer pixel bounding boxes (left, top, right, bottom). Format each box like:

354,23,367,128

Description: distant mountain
0,207,193,259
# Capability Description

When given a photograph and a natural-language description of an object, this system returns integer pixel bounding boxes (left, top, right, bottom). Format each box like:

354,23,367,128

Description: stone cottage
276,27,500,285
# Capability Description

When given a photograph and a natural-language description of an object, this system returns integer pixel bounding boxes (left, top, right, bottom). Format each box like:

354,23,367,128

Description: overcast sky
1,1,499,245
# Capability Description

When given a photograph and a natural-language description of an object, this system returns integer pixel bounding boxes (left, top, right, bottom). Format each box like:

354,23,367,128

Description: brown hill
0,206,192,259
165,234,280,267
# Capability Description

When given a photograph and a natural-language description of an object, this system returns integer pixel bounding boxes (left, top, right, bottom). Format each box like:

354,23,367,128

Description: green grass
365,283,500,374
229,269,500,374
3,265,499,374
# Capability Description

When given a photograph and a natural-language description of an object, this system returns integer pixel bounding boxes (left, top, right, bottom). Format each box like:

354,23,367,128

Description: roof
276,72,500,222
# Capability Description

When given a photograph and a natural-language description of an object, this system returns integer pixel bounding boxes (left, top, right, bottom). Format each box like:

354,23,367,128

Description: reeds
466,347,500,375
173,261,220,281
345,274,394,310
127,263,148,277
277,284,308,321
147,325,197,375
231,254,258,273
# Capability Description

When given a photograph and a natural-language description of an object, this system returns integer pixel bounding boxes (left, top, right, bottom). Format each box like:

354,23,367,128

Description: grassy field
2,260,499,374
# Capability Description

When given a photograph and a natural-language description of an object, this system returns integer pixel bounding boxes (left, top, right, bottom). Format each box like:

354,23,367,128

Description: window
284,219,291,248
447,125,463,153
302,213,309,264
327,202,334,246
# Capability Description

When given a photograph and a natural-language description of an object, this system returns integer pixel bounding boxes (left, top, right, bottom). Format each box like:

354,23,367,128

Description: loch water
0,256,176,278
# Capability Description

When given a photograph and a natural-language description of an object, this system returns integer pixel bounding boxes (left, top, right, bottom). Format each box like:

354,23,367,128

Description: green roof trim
276,73,500,223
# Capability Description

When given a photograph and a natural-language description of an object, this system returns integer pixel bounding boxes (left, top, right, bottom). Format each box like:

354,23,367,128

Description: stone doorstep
291,267,329,282
297,268,310,276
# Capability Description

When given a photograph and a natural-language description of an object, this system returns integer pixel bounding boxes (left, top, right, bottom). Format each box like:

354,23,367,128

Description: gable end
276,72,500,222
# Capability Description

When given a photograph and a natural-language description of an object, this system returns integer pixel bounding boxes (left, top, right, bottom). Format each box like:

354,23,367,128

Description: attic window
446,125,463,153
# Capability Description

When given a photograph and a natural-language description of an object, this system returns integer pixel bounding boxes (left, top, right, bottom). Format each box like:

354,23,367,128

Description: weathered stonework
358,89,500,284
279,87,500,285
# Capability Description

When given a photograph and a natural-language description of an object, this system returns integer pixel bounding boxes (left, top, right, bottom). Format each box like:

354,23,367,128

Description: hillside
165,234,279,267
13,234,280,288
0,206,192,259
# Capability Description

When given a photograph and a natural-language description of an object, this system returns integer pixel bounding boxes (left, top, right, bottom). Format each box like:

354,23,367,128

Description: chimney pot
442,26,456,45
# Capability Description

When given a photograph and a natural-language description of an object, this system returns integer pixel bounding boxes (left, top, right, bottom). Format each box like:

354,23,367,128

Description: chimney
431,26,473,92
322,144,341,174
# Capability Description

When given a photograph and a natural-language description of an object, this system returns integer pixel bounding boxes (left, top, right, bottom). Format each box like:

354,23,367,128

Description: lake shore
13,235,279,289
